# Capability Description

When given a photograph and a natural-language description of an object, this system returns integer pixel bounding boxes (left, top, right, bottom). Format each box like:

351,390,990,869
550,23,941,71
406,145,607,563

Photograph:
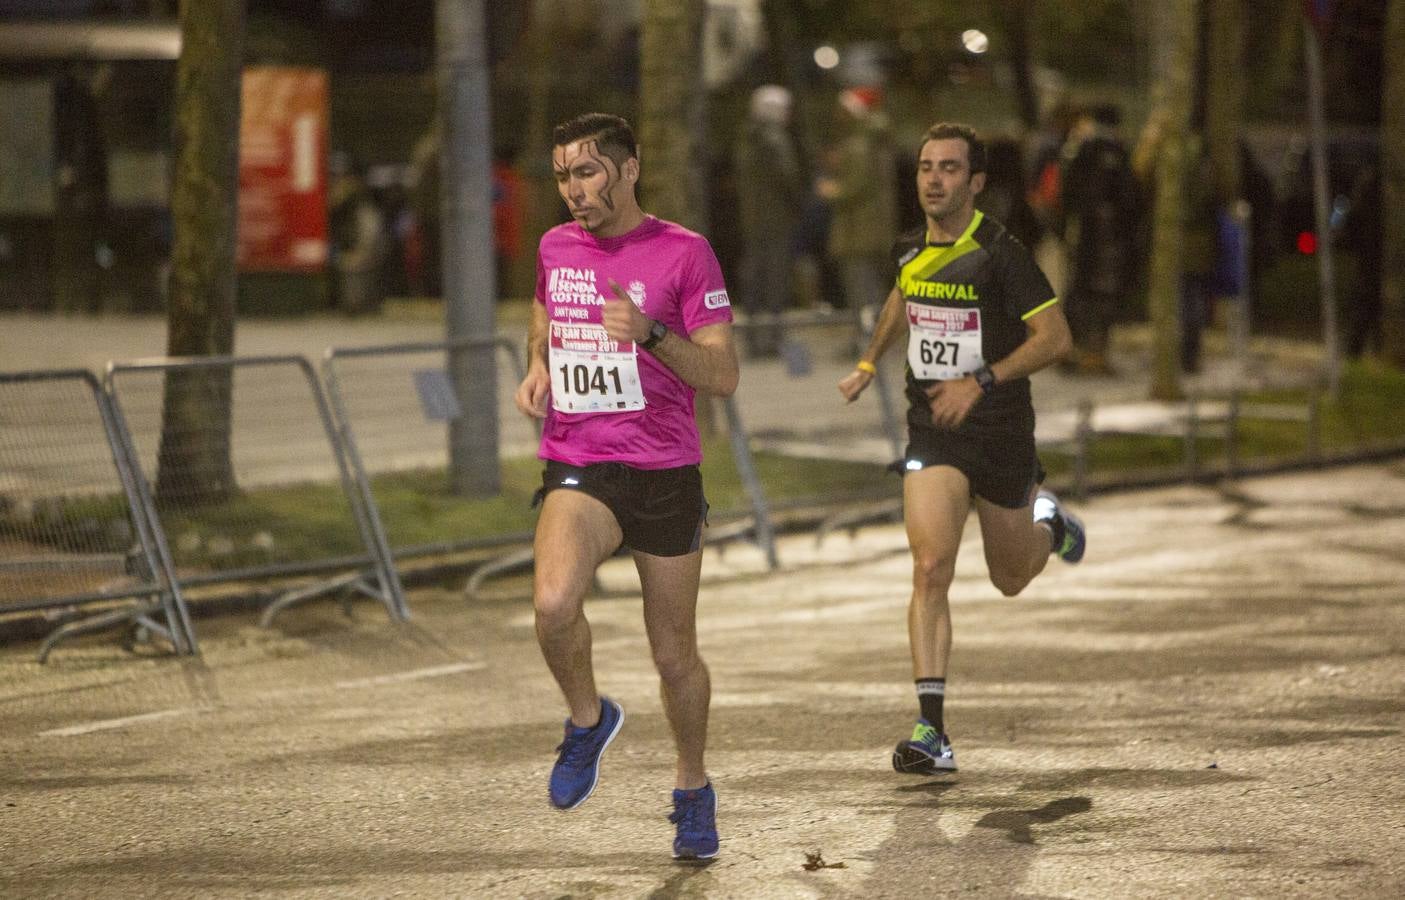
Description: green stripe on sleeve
1021,296,1060,320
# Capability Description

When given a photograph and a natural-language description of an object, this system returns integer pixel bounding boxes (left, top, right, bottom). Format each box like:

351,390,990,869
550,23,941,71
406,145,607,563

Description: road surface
1,461,1401,897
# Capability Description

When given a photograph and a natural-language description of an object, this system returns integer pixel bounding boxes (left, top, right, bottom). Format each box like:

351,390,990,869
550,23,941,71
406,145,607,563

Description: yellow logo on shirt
907,281,980,302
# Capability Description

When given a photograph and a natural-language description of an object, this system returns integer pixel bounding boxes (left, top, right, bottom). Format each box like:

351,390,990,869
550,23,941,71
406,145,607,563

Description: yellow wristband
856,360,878,375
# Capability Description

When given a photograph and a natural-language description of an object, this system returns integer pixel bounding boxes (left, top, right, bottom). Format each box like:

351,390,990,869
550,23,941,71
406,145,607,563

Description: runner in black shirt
838,122,1088,775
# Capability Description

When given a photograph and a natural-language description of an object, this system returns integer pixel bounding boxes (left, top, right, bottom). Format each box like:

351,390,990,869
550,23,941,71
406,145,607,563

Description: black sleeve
998,234,1058,320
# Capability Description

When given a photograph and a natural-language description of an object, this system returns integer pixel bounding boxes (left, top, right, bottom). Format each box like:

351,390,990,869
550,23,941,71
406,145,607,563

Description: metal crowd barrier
322,335,534,577
1041,390,1323,500
0,369,194,661
731,307,908,546
322,333,788,595
104,355,405,626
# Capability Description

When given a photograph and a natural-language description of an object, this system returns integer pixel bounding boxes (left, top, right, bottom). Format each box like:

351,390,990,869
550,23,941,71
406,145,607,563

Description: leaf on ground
803,850,847,871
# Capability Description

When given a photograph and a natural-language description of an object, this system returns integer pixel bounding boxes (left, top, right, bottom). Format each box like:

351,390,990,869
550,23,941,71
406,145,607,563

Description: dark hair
552,113,638,170
919,122,986,175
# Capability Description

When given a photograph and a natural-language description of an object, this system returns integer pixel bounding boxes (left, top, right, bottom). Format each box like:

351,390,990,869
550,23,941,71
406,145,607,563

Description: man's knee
912,551,958,595
652,643,704,686
989,567,1034,598
533,584,584,638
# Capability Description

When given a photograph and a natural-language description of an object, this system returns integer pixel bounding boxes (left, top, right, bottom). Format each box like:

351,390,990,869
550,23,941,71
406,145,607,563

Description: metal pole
721,396,779,571
437,0,501,496
1304,19,1341,399
1230,199,1253,386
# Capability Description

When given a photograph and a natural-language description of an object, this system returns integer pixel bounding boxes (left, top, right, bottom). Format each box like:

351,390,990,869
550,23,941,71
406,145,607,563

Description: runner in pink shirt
535,214,732,468
513,113,737,860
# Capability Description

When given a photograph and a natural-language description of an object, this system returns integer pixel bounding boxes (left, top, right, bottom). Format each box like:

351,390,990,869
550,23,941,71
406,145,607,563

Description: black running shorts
900,424,1045,510
537,460,708,557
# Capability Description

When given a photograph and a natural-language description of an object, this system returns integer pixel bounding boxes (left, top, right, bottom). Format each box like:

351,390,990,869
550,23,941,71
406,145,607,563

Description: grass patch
7,360,1403,570
134,439,892,570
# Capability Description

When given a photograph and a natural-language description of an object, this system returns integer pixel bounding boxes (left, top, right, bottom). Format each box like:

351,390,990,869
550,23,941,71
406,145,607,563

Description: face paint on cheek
581,140,619,212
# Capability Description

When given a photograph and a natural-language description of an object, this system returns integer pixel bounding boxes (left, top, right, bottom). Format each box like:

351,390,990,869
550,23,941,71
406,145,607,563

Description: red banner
237,66,328,273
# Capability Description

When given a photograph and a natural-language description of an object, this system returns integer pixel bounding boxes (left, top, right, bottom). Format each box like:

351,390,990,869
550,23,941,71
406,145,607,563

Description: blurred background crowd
0,0,1391,367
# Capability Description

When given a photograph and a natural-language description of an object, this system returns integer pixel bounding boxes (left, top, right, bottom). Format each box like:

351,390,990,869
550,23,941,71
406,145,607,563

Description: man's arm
513,300,552,418
838,285,905,403
988,302,1072,384
925,303,1072,428
601,281,740,397
647,320,740,398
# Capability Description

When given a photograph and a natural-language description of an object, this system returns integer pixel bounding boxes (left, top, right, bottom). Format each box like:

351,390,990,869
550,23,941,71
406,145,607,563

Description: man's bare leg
974,483,1052,598
636,547,709,790
533,489,623,727
903,466,973,680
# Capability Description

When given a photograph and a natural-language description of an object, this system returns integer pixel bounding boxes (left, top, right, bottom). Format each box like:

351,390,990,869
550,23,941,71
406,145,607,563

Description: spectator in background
1026,99,1081,307
1059,104,1141,375
977,135,1042,251
408,126,442,297
374,180,414,300
1178,137,1220,374
1341,162,1382,358
329,158,391,316
817,86,899,317
733,84,806,357
1133,116,1220,374
791,143,845,312
492,148,526,301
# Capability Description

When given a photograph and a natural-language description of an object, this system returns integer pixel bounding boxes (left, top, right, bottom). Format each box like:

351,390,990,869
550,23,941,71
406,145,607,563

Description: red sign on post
237,66,328,272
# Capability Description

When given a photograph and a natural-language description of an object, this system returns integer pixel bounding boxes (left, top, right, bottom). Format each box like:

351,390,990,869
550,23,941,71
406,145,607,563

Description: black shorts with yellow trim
896,423,1045,510
536,459,708,557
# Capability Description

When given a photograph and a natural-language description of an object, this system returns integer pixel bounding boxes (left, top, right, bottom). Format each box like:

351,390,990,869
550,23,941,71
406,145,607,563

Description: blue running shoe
1034,489,1086,564
548,697,624,810
892,718,957,775
670,781,719,860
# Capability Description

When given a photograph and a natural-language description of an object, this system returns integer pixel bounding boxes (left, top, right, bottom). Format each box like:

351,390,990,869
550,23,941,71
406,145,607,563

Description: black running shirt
892,210,1058,433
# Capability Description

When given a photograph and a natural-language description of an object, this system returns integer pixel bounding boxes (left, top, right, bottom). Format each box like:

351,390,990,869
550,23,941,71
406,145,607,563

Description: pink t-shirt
535,215,733,469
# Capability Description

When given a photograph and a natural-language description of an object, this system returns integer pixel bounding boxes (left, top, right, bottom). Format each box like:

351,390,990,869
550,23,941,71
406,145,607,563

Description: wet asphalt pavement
2,460,1403,897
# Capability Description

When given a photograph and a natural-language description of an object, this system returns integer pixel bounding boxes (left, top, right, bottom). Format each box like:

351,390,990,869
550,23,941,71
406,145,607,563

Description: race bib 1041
906,302,984,381
548,320,646,413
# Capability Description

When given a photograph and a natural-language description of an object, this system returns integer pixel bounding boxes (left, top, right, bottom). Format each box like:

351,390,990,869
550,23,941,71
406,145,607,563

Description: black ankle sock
916,678,946,732
1040,514,1065,552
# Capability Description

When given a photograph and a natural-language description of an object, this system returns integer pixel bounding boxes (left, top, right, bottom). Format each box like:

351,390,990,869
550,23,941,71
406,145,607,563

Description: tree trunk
437,0,501,497
155,0,244,507
520,0,567,290
1383,0,1405,365
1144,0,1198,401
638,0,706,231
1203,0,1244,204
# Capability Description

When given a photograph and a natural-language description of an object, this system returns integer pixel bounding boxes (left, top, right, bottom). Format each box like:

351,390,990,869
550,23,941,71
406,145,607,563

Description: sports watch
973,364,997,395
640,318,669,351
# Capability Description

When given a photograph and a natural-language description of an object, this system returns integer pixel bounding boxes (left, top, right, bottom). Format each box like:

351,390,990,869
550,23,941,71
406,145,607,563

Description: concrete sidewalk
3,307,1326,458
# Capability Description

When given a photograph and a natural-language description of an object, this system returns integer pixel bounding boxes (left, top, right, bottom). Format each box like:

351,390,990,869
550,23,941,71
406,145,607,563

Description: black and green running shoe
892,718,957,775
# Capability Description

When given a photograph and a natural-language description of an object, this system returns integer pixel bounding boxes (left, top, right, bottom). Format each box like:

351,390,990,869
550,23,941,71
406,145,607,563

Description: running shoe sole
892,741,957,775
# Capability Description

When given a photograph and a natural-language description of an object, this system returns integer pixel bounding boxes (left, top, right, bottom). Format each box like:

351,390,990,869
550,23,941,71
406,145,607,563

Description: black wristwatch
973,364,997,396
639,318,669,351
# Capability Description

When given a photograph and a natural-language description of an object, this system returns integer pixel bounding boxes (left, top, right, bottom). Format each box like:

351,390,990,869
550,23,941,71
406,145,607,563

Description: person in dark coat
1059,104,1141,374
733,85,806,357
